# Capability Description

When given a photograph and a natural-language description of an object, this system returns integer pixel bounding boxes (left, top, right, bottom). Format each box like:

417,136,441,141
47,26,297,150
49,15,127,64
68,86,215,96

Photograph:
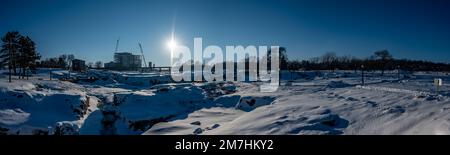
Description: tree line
37,54,103,69
284,50,450,75
0,31,41,82
37,54,75,69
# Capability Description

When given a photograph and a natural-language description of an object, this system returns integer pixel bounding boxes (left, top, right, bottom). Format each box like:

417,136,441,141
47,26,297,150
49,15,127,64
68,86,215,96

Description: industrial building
105,52,142,70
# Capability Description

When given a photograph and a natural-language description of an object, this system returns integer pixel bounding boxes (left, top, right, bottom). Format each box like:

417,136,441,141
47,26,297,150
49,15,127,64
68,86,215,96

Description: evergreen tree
18,36,40,79
0,31,21,82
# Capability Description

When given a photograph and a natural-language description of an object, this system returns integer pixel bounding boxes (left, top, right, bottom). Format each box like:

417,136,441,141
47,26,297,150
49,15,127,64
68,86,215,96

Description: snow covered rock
0,80,96,135
200,82,238,98
52,121,79,135
235,96,276,112
193,128,203,134
190,121,201,126
91,83,211,134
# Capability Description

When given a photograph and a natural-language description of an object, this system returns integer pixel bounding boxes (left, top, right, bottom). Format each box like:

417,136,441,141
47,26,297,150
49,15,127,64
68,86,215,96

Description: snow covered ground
1,69,449,135
0,69,99,135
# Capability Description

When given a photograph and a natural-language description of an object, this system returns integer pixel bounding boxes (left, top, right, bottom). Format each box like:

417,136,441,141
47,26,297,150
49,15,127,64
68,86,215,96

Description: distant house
104,61,116,69
72,59,86,72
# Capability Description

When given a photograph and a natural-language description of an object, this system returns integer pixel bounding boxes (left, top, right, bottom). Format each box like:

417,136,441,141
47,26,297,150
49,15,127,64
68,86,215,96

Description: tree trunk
13,60,17,75
18,67,22,79
8,68,11,83
23,68,26,80
8,49,13,82
13,67,17,75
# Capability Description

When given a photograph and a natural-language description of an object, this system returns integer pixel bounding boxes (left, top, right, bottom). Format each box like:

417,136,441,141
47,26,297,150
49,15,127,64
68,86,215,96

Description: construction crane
115,38,120,52
138,43,147,68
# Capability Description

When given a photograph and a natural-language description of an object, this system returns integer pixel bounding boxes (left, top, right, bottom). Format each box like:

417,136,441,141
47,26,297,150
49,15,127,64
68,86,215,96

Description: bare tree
373,50,393,76
321,52,337,71
94,61,103,68
67,54,75,69
66,54,75,78
87,62,94,68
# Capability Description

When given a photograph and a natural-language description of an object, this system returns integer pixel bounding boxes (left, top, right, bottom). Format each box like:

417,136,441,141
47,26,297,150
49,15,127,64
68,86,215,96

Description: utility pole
361,65,365,86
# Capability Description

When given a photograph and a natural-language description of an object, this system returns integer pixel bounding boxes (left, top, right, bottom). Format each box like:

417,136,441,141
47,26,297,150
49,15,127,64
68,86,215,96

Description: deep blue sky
1,0,450,65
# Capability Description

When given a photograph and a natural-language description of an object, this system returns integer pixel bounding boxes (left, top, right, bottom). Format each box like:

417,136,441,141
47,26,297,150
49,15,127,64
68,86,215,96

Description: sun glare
167,39,177,51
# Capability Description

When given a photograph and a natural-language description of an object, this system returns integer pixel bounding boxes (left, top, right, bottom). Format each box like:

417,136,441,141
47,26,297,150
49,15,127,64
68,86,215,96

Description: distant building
104,61,115,69
72,59,86,72
105,52,142,70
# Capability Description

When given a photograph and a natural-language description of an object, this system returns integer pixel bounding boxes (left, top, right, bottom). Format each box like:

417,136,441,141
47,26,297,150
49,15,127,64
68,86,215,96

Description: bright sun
167,39,177,51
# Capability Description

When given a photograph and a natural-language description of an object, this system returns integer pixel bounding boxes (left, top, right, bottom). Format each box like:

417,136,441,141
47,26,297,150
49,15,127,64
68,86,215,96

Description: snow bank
3,69,450,135
205,100,349,135
114,84,208,120
0,79,97,135
79,83,212,134
48,69,173,87
325,80,352,88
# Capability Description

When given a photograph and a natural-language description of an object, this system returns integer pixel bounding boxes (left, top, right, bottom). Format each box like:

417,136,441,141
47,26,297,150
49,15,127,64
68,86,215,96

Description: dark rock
246,98,256,106
193,128,203,134
211,124,220,129
190,121,201,126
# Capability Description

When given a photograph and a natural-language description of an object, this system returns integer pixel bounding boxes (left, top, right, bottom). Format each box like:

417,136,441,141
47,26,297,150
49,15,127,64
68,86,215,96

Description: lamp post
434,78,442,95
